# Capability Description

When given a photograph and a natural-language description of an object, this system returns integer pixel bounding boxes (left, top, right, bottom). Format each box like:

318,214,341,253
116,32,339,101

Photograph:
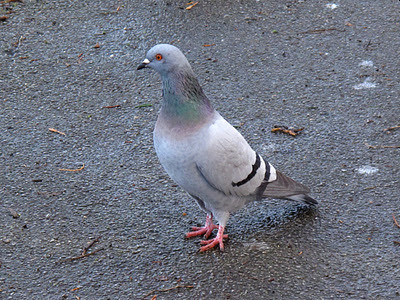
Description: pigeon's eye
155,54,163,61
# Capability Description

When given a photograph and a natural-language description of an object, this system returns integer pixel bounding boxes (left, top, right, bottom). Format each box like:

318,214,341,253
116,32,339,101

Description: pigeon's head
137,44,192,76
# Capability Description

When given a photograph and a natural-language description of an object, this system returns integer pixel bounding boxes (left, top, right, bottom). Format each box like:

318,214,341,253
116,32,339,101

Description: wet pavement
1,0,399,299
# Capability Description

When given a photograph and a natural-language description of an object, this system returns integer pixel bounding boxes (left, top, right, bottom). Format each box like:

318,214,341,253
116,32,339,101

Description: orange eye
155,54,163,61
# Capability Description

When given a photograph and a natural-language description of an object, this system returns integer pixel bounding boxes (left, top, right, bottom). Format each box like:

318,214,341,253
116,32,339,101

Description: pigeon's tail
286,193,318,205
262,170,318,205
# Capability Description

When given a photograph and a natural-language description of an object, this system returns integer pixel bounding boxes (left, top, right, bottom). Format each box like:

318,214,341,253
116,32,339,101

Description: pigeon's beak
137,58,150,70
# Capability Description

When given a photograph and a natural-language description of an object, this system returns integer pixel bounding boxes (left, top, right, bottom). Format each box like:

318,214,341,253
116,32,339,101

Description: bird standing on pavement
137,44,317,252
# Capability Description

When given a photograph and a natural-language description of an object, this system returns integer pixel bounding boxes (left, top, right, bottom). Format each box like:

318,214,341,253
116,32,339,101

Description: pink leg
199,225,228,252
186,215,218,239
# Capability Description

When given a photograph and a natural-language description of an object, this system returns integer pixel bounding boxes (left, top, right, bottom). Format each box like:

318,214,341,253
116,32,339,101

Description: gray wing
262,170,317,205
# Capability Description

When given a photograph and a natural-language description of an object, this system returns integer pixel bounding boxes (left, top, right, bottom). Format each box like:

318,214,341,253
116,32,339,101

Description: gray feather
263,171,317,204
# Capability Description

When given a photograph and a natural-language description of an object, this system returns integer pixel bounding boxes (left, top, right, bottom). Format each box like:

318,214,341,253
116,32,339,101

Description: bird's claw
185,215,218,239
186,224,218,239
199,226,227,252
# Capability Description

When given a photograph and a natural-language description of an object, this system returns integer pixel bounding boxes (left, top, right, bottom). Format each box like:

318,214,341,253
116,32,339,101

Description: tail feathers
263,170,318,205
287,194,318,205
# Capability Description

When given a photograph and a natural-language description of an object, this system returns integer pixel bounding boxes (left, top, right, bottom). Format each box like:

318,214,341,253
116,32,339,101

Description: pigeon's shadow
229,200,319,237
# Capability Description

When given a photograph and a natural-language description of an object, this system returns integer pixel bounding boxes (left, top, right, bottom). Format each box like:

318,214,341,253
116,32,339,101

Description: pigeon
137,44,317,252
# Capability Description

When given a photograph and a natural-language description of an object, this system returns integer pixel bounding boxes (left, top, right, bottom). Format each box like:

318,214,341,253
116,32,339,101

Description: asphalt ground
1,0,399,299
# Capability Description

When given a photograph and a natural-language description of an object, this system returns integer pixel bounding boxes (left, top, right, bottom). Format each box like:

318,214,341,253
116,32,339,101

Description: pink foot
199,225,228,252
186,215,218,239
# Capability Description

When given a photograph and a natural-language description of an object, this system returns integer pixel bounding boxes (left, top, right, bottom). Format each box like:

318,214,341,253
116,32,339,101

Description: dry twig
77,52,84,63
102,105,121,109
365,143,400,149
56,237,103,264
82,236,101,255
299,28,345,34
56,248,104,264
49,128,66,135
185,1,198,10
393,214,400,229
384,125,400,132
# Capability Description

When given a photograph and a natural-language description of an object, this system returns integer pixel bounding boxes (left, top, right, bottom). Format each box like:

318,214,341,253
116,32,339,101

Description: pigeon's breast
153,117,208,193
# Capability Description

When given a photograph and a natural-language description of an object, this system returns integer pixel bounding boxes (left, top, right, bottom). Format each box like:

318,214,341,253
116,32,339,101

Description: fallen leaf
271,126,304,137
